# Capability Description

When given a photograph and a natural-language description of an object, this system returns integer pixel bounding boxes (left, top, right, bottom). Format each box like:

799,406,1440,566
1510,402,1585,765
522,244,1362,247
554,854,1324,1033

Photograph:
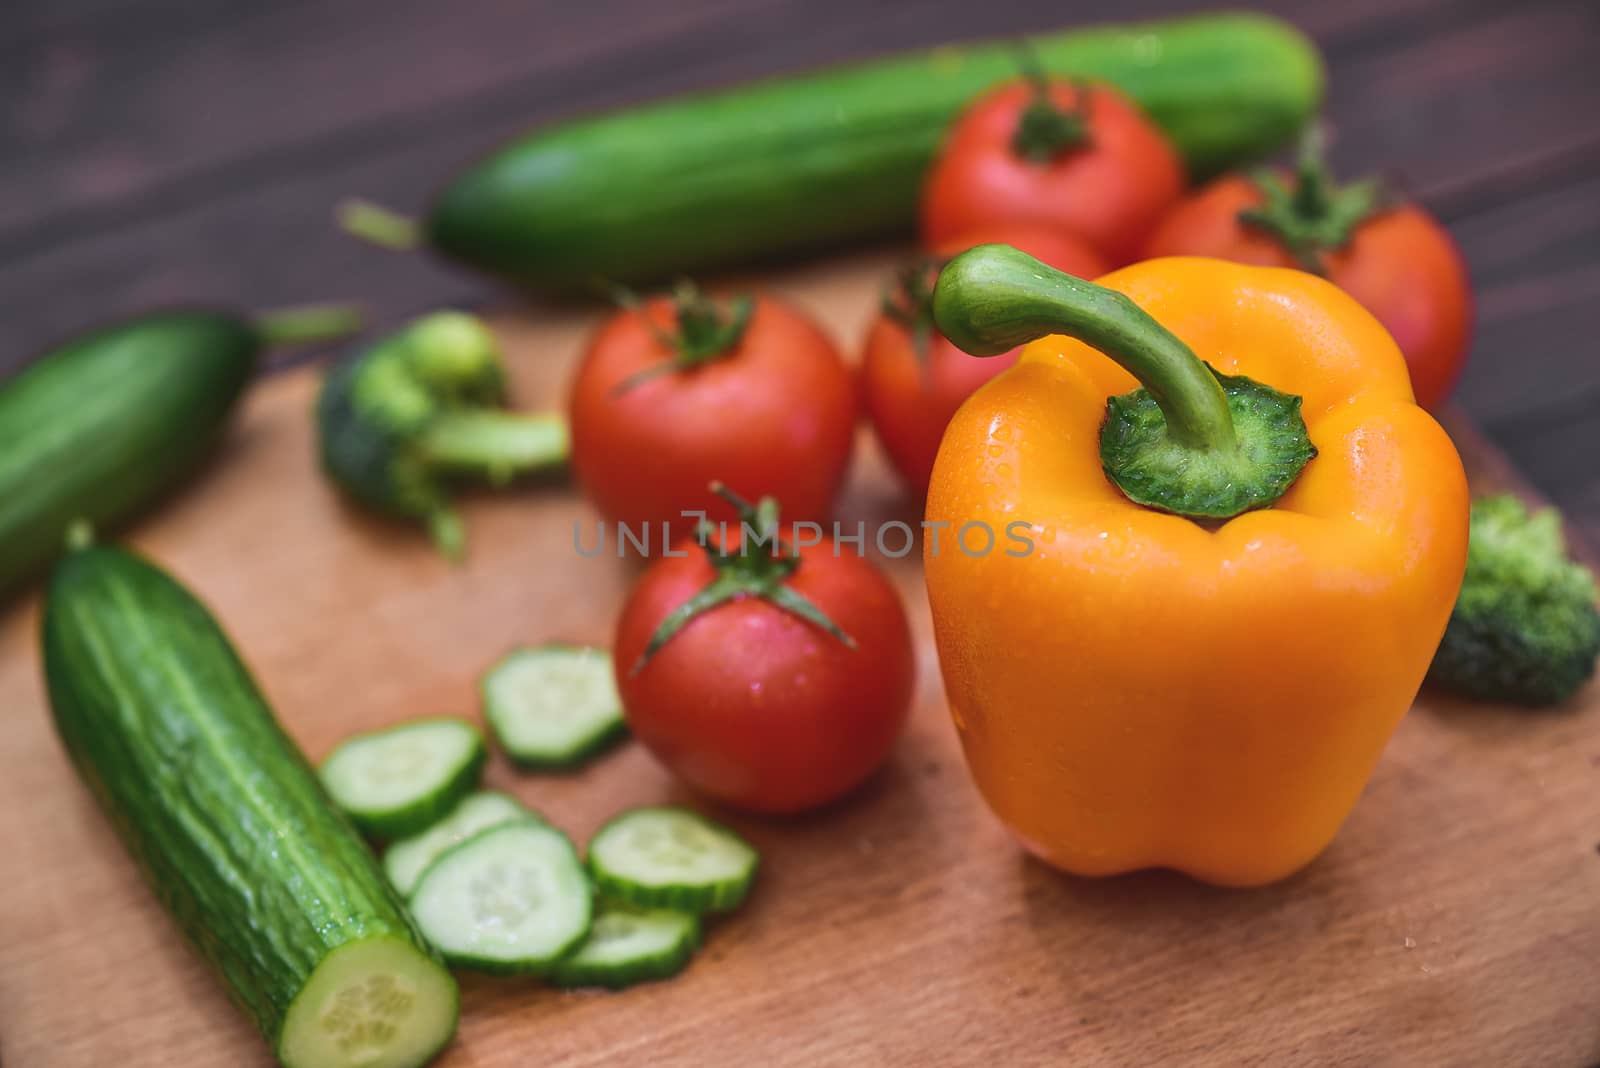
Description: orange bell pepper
926,246,1469,887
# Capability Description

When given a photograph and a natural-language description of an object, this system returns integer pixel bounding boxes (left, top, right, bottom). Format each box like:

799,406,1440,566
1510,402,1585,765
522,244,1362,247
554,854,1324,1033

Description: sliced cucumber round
278,935,458,1068
588,807,758,913
482,644,628,769
550,900,701,991
410,821,593,974
321,718,487,840
384,791,537,896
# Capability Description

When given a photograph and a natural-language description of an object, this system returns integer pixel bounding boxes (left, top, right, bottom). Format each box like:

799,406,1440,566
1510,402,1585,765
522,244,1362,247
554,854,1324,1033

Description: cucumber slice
550,901,701,990
383,791,536,896
410,821,593,974
482,645,627,769
588,807,758,913
278,935,459,1068
321,718,487,840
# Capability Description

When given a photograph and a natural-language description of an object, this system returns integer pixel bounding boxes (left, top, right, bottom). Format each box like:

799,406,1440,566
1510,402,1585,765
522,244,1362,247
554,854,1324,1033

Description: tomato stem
931,244,1316,520
1010,49,1092,163
630,483,855,673
611,282,755,395
880,257,944,367
1237,126,1385,274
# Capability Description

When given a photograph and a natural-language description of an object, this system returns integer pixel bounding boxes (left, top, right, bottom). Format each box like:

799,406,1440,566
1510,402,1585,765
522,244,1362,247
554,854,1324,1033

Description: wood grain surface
3,0,1599,539
1,249,1596,1068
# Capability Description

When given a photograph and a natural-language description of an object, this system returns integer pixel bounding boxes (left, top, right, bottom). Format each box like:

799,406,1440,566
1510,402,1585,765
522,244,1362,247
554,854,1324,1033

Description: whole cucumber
354,13,1322,289
0,305,357,601
42,544,458,1068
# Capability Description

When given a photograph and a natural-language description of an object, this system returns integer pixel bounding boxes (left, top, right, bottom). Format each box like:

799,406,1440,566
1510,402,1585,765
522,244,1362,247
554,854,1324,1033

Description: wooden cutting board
2,249,1597,1068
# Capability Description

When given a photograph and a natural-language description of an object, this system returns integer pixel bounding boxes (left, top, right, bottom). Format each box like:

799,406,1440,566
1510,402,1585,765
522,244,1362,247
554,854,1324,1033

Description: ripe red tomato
921,79,1185,266
1143,174,1473,409
614,495,915,814
860,226,1108,494
569,289,855,540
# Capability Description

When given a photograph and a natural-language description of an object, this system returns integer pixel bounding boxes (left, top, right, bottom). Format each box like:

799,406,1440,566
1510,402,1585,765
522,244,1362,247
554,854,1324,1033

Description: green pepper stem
254,304,365,347
932,244,1236,452
932,244,1316,521
337,199,422,251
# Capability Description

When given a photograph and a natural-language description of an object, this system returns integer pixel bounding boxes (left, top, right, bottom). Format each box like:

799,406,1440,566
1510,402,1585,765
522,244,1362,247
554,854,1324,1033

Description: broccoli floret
316,311,567,559
1427,495,1600,706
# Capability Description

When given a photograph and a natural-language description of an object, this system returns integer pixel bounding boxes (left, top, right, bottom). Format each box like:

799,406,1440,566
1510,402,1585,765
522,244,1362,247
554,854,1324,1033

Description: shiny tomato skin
1144,175,1474,409
934,221,1113,276
614,536,915,814
921,80,1185,266
861,227,1108,494
569,295,856,536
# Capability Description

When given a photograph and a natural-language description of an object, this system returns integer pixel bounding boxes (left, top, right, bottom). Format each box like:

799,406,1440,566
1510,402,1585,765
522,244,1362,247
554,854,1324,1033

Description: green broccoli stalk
316,311,567,559
1427,495,1600,706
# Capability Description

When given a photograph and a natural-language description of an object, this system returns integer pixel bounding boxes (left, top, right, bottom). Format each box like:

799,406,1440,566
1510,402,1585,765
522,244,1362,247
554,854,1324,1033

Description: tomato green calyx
1011,61,1092,163
932,243,1316,520
1238,127,1385,274
881,258,944,365
612,282,755,395
631,483,856,674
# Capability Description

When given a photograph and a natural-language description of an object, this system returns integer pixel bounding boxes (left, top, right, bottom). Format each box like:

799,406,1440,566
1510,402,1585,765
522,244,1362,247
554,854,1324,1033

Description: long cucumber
42,544,458,1068
344,13,1322,289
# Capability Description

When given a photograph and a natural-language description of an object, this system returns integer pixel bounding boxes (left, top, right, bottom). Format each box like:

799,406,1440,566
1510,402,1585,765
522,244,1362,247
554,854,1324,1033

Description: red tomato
933,221,1113,276
614,507,915,815
569,292,855,539
860,227,1108,494
1144,174,1473,409
921,79,1185,266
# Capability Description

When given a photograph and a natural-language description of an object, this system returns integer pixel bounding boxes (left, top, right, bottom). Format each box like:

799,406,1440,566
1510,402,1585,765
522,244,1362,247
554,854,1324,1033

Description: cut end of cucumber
384,791,538,897
278,935,458,1068
321,718,486,839
483,645,627,769
589,807,758,913
410,821,593,974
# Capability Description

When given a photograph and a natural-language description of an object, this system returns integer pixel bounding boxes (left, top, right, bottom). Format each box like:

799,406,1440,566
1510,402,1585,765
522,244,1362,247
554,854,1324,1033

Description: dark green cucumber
0,305,358,602
42,544,458,1068
355,13,1320,289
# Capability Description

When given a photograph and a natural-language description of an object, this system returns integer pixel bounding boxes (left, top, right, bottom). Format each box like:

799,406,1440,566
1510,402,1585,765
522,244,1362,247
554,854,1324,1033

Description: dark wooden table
4,0,1598,536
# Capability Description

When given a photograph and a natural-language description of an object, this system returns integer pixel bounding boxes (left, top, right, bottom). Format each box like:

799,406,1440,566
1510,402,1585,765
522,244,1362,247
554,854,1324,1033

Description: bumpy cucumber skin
0,311,257,601
548,906,702,991
321,719,488,841
41,546,458,1062
588,807,759,914
410,822,593,976
426,13,1323,289
482,644,629,771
